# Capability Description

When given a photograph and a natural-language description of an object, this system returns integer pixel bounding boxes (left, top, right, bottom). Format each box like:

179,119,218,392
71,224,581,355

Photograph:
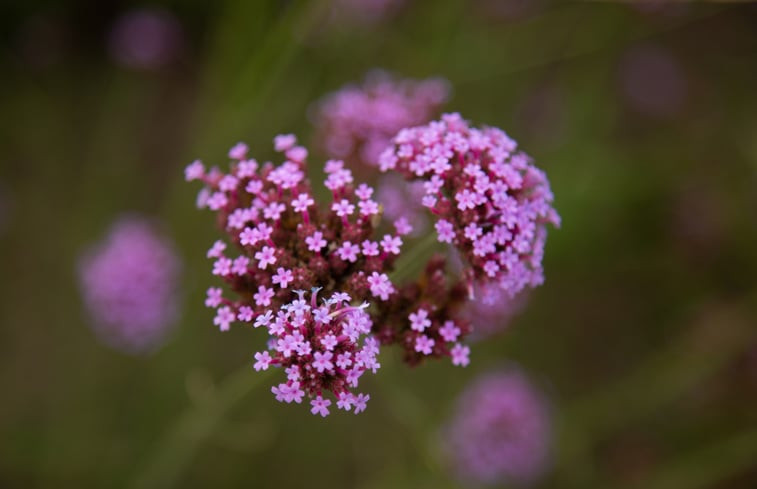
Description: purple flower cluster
462,283,527,340
379,112,560,298
313,71,449,168
108,8,184,71
330,0,406,25
443,368,551,485
187,136,411,414
186,111,561,416
78,217,181,354
253,289,378,416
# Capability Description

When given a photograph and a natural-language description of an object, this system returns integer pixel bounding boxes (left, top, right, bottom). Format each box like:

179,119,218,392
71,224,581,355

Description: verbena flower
108,8,184,71
378,112,560,298
371,255,473,367
312,70,449,168
462,283,527,340
329,0,406,25
254,289,379,416
188,135,405,327
187,136,417,413
443,367,551,486
78,217,181,353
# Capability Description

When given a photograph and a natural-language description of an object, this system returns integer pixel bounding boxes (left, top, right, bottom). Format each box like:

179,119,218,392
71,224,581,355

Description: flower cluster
187,135,407,332
372,255,472,367
329,0,406,25
312,71,449,169
187,136,411,413
78,216,181,354
108,8,184,71
462,282,527,340
252,289,379,416
443,368,551,486
379,112,560,298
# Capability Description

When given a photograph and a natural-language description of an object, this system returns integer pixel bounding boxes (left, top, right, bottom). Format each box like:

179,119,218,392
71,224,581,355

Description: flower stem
389,233,441,284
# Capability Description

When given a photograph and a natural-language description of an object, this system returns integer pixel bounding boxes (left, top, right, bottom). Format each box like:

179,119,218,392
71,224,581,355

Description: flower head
257,290,380,416
313,71,449,168
78,216,181,353
443,368,551,485
379,113,560,298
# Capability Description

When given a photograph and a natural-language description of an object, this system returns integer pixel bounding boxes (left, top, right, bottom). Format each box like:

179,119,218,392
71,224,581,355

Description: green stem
389,232,441,284
130,368,272,489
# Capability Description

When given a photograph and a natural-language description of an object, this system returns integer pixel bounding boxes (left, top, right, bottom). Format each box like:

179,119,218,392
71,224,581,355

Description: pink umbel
108,8,184,70
443,368,551,485
78,217,181,353
379,112,560,299
255,289,380,416
313,70,449,168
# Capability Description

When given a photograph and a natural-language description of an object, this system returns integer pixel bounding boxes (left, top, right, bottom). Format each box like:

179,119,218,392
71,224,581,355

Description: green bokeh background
1,1,756,488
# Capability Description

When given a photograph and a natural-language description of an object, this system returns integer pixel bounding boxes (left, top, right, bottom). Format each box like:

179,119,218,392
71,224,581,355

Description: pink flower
331,199,355,217
312,71,449,168
336,241,360,262
254,351,272,371
439,320,460,342
205,287,222,308
274,134,296,151
253,285,275,307
450,343,470,367
237,306,254,322
213,306,235,331
271,267,294,288
312,351,335,373
306,231,327,252
184,160,204,181
254,246,277,269
409,308,431,332
228,142,248,160
292,193,314,212
310,396,331,417
380,235,402,255
414,335,435,355
435,219,455,243
367,272,394,300
78,217,180,354
443,368,551,485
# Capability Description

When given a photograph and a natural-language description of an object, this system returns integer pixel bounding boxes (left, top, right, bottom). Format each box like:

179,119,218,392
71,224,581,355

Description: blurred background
1,0,757,488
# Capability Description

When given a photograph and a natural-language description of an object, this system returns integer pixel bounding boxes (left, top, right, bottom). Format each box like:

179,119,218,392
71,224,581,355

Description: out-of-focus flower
618,44,688,119
375,174,428,236
313,71,450,169
78,217,181,354
108,8,184,70
330,0,406,25
443,367,551,486
255,289,380,416
379,112,560,299
462,283,527,340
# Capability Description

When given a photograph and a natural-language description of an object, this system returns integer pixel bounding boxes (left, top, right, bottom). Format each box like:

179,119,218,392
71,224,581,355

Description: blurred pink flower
443,367,551,485
618,44,688,119
331,0,406,24
313,70,450,168
463,283,527,340
108,8,184,70
78,217,181,354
